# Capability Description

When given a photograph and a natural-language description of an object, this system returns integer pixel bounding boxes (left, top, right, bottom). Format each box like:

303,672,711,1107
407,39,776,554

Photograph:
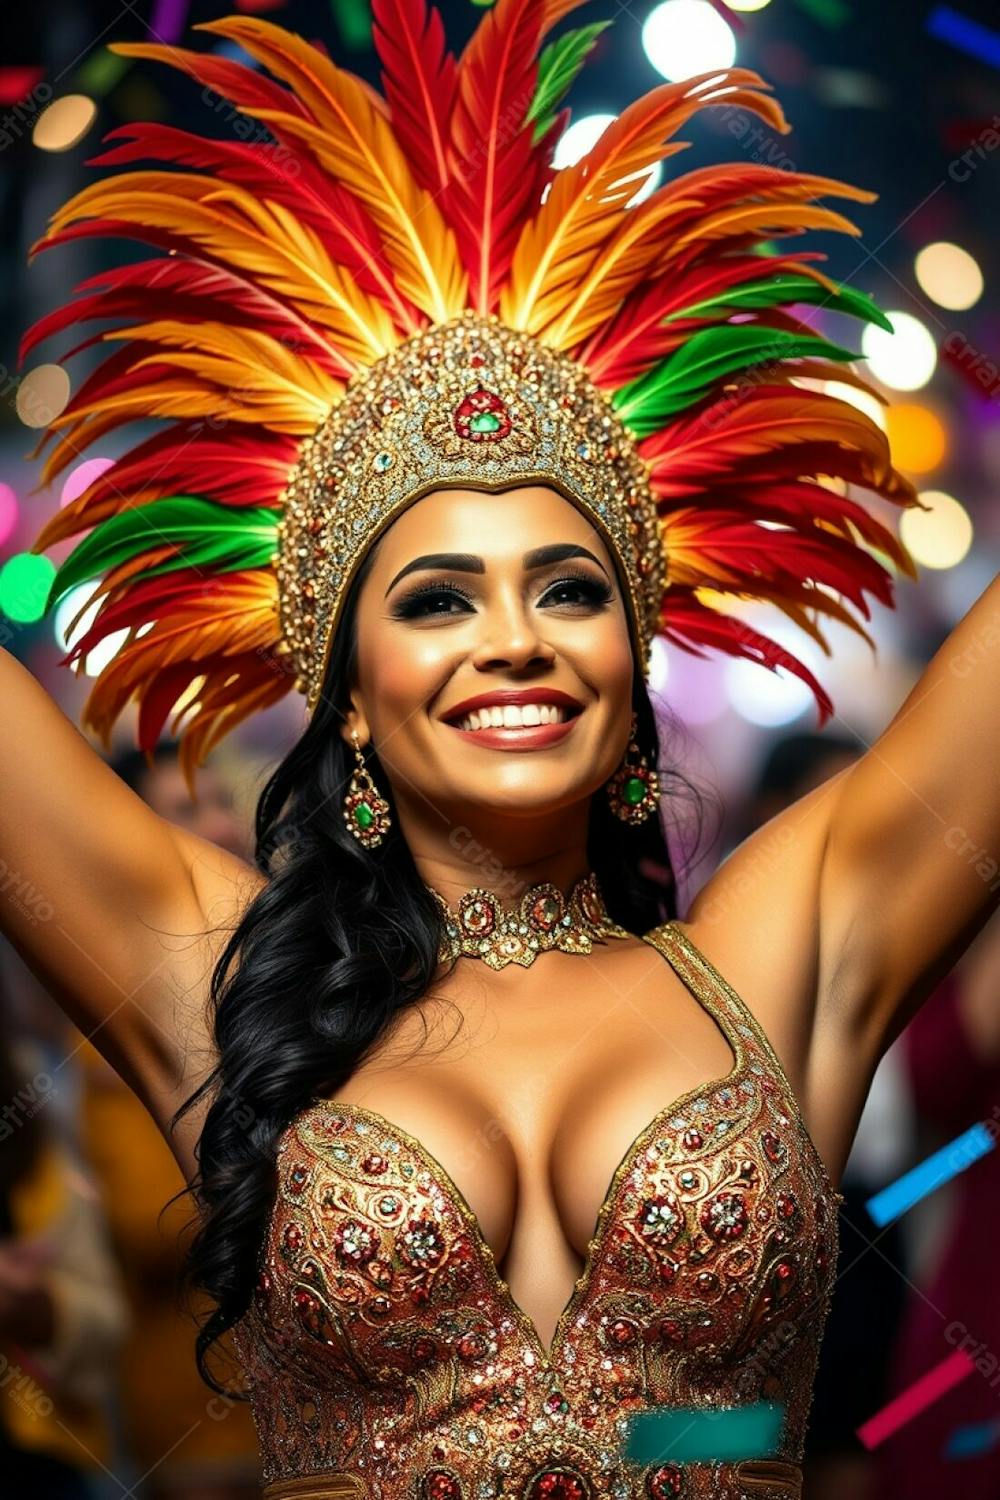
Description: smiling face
342,485,636,835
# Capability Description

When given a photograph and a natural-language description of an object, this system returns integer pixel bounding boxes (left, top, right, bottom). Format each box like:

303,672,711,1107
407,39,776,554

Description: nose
469,587,556,673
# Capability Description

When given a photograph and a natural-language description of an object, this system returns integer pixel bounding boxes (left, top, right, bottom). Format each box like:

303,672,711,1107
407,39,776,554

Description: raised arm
818,570,1000,1056
0,648,262,1179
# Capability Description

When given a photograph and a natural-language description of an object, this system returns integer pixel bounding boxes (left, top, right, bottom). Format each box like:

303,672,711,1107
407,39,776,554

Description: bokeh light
61,456,116,508
642,0,737,83
900,490,973,570
822,379,887,431
0,482,19,547
551,114,663,206
914,242,984,311
32,93,97,152
725,652,814,728
883,402,948,474
15,363,71,428
0,551,56,623
861,311,937,391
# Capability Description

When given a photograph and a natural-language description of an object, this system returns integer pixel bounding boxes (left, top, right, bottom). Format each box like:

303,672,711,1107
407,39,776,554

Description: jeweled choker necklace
428,873,633,970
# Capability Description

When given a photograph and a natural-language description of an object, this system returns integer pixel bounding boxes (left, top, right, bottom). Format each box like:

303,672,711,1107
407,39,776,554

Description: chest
324,939,739,1269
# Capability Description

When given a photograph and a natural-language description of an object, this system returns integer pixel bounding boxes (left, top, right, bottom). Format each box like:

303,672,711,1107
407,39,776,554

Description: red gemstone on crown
453,387,513,442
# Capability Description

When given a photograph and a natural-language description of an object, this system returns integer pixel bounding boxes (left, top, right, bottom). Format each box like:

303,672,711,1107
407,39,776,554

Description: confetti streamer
0,67,44,105
793,0,852,26
866,1121,995,1228
148,0,191,46
945,1417,1000,1459
330,0,372,50
927,5,1000,69
858,1350,975,1450
76,48,132,98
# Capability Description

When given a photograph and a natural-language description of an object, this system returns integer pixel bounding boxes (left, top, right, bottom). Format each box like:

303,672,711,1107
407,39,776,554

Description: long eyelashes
390,571,614,620
390,581,476,619
544,572,614,608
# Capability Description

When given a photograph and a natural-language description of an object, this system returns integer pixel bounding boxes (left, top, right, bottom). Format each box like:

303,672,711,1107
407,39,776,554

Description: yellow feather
48,371,326,435
104,320,340,422
659,202,865,264
43,171,398,366
545,170,876,350
193,16,467,324
501,69,788,335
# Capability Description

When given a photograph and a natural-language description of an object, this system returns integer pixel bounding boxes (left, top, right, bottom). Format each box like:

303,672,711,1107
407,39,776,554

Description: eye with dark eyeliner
389,576,476,618
539,567,611,609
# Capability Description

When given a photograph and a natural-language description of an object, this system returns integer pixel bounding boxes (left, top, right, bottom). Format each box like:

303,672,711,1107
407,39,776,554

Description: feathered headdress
21,1,919,791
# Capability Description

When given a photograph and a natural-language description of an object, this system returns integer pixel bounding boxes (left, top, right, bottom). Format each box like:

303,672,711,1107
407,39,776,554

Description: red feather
21,256,338,368
659,591,835,726
86,124,422,334
34,425,297,553
578,252,833,386
445,0,548,314
29,221,364,381
372,0,457,197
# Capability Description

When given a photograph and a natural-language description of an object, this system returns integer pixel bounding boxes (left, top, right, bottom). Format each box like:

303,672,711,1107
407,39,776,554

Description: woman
4,7,997,1500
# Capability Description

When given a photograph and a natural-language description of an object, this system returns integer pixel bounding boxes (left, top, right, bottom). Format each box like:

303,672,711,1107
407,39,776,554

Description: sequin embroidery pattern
232,921,841,1500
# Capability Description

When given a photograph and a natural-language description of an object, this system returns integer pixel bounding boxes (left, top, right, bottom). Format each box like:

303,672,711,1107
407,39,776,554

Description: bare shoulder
672,765,855,1114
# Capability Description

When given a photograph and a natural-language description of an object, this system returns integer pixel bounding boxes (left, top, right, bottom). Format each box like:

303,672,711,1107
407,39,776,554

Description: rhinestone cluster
274,311,666,710
429,873,633,971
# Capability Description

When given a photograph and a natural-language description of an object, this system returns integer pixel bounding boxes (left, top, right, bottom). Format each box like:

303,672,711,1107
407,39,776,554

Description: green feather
526,22,613,145
612,326,862,434
47,495,278,607
665,273,894,332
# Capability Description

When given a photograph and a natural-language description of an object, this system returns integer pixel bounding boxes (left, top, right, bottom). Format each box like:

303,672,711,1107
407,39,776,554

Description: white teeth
456,703,570,731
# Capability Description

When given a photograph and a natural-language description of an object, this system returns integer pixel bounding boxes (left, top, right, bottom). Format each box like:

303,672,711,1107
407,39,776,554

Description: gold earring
605,711,661,824
343,729,392,848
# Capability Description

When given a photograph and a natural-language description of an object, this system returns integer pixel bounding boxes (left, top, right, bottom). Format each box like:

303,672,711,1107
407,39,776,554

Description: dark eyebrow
384,543,609,597
385,553,483,595
523,543,609,577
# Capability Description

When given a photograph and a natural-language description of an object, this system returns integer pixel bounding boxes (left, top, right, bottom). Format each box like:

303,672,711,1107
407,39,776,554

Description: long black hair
175,544,711,1395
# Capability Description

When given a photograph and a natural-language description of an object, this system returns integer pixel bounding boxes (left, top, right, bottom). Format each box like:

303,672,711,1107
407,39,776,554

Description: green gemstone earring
605,712,661,825
343,729,392,848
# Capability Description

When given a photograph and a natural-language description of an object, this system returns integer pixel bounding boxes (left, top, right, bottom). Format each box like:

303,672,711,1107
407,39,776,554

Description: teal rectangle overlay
624,1403,783,1464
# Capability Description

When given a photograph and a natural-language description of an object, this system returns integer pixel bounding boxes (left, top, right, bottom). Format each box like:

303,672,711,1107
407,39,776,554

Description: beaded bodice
232,921,841,1500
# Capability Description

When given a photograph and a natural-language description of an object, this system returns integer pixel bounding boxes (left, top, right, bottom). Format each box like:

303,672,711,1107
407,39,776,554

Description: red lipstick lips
441,687,584,752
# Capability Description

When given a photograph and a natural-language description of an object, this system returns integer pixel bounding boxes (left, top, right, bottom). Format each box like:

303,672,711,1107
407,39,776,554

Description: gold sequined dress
232,922,841,1500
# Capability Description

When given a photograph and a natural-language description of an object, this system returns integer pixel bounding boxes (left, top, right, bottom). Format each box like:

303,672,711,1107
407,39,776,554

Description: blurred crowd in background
2,0,999,1496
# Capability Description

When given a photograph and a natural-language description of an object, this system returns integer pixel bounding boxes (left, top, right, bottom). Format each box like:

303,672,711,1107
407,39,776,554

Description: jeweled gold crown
277,312,664,710
22,9,920,789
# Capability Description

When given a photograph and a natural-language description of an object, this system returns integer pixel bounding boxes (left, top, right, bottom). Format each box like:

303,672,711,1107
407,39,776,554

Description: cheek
361,623,452,721
576,612,634,697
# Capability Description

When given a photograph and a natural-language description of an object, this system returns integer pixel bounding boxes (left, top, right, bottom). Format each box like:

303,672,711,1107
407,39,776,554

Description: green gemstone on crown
623,775,646,806
354,802,375,829
470,412,501,433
